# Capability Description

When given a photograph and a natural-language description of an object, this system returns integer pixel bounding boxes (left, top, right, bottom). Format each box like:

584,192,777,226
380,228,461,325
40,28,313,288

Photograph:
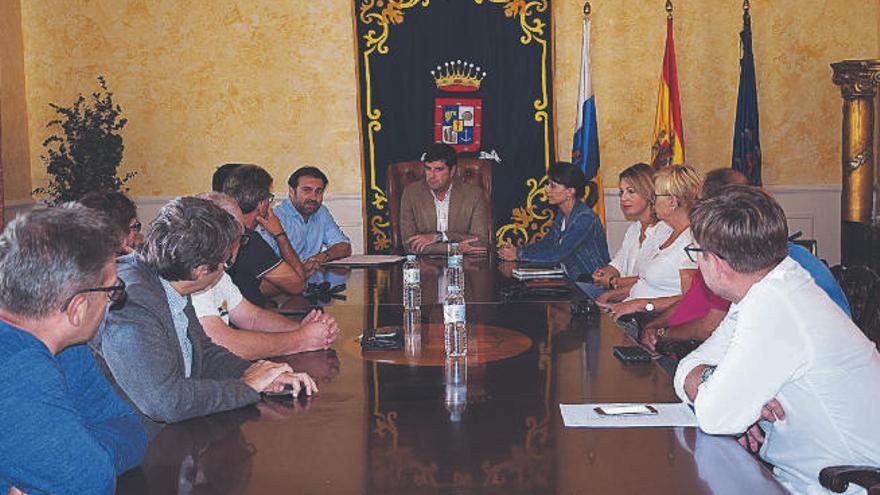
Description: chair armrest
819,465,880,493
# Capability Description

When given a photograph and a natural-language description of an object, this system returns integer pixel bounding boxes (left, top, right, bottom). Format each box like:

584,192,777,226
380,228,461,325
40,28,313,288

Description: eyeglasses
684,243,726,263
650,192,673,203
60,278,127,311
129,221,142,232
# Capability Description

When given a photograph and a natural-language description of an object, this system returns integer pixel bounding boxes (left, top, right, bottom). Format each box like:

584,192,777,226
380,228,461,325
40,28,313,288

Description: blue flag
732,8,762,185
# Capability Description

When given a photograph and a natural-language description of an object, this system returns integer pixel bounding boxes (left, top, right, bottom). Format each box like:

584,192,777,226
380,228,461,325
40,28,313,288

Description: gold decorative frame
355,0,555,251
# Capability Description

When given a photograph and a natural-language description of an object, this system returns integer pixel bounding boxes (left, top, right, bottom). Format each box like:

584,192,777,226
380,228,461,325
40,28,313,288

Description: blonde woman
592,163,672,290
598,165,703,320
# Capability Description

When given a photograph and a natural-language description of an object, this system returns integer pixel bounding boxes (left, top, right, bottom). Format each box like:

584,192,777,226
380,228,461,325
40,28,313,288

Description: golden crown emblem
431,60,487,92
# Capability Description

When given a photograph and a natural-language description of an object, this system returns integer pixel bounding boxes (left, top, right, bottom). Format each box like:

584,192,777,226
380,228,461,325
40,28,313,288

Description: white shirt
432,184,451,235
627,227,696,299
191,273,244,325
609,221,673,277
674,257,880,494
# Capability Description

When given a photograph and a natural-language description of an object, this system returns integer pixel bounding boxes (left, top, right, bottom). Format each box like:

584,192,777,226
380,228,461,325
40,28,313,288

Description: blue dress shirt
258,199,350,260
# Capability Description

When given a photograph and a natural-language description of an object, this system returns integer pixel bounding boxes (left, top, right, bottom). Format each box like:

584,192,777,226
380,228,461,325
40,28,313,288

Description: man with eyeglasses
0,205,147,495
191,192,340,360
91,197,318,426
80,190,144,255
222,164,308,306
673,186,880,494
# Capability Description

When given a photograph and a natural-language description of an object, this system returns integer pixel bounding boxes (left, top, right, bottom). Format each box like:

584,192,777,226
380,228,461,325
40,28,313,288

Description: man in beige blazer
400,143,491,255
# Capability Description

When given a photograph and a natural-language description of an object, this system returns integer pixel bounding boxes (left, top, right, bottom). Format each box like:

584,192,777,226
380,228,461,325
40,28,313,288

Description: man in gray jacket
91,196,317,425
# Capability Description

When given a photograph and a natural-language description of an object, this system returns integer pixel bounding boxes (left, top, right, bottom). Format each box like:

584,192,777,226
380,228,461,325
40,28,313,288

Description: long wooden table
117,258,786,494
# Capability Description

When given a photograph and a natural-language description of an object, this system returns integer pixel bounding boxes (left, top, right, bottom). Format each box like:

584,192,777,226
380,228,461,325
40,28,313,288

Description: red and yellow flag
651,16,684,169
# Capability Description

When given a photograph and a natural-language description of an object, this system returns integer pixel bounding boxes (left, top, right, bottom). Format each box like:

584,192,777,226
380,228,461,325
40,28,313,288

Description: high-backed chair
830,264,880,327
386,158,493,254
820,466,880,494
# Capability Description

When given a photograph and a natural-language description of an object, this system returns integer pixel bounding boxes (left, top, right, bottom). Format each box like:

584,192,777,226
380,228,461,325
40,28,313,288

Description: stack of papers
323,255,404,266
560,403,698,428
512,267,565,280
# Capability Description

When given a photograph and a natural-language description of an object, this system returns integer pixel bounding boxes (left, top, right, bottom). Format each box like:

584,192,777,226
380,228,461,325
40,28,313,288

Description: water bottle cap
406,254,416,261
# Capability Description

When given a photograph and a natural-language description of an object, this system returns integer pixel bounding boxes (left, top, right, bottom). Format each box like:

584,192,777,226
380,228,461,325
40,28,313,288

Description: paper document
560,403,698,428
512,267,565,280
323,255,404,266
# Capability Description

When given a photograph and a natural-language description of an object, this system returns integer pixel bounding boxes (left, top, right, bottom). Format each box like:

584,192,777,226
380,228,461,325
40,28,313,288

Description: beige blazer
399,179,491,254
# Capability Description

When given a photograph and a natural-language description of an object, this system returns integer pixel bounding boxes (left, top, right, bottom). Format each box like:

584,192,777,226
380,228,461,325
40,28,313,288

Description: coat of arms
432,60,485,153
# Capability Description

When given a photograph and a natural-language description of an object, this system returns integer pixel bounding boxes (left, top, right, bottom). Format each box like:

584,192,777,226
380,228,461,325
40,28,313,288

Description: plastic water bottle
402,255,421,309
443,285,467,357
446,243,465,291
444,357,468,422
403,307,421,357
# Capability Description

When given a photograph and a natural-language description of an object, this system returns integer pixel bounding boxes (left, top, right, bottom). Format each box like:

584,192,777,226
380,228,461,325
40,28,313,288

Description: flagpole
666,0,673,19
743,0,750,12
583,2,590,17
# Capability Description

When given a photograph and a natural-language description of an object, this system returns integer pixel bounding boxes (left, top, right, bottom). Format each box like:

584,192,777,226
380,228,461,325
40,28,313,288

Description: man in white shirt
674,185,880,494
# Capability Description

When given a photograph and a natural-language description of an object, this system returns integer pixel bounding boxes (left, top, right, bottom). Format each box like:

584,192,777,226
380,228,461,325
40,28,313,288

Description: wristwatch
644,301,655,312
701,365,717,384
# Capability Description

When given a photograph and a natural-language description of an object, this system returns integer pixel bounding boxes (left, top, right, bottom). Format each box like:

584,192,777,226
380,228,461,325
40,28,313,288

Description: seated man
400,142,491,255
193,192,340,360
91,197,317,425
223,164,307,305
0,205,146,494
258,166,352,274
673,186,880,494
80,189,143,255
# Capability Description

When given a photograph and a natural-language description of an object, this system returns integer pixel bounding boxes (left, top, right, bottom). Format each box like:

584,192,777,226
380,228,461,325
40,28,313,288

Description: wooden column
831,60,880,266
0,90,4,230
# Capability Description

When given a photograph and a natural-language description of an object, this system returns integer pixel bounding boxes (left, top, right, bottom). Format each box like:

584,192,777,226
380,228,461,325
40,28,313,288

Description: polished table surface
117,258,786,494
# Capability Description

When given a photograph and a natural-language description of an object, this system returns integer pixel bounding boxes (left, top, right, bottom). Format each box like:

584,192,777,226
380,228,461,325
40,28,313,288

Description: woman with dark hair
592,163,672,289
498,162,610,280
79,190,142,255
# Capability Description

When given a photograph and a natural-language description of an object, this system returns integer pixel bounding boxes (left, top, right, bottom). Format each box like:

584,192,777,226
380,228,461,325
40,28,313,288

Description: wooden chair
820,466,880,494
386,158,493,254
830,265,880,327
857,282,880,349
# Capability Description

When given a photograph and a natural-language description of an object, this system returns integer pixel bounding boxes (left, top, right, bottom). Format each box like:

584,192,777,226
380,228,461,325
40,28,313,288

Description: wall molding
4,185,843,262
603,184,843,265
5,192,368,254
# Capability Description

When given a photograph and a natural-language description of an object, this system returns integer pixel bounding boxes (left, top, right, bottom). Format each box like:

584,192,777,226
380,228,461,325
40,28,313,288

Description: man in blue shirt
0,205,147,495
259,166,352,274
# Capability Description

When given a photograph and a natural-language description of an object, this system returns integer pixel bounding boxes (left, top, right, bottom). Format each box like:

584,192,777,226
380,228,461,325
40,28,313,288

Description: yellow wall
0,0,32,201
3,0,879,202
553,0,880,187
16,0,362,198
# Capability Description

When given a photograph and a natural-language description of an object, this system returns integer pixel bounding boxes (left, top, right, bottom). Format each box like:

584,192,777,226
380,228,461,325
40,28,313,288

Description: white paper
323,255,405,266
560,403,698,428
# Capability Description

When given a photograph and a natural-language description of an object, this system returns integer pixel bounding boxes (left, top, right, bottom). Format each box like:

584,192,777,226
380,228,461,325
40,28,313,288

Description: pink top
667,270,730,327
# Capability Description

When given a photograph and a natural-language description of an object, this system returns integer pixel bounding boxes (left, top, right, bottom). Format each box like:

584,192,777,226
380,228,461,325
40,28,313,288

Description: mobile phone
261,385,299,399
593,404,658,416
613,345,654,364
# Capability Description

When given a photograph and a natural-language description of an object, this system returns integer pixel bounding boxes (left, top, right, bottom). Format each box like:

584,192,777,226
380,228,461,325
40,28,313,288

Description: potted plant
33,76,135,205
